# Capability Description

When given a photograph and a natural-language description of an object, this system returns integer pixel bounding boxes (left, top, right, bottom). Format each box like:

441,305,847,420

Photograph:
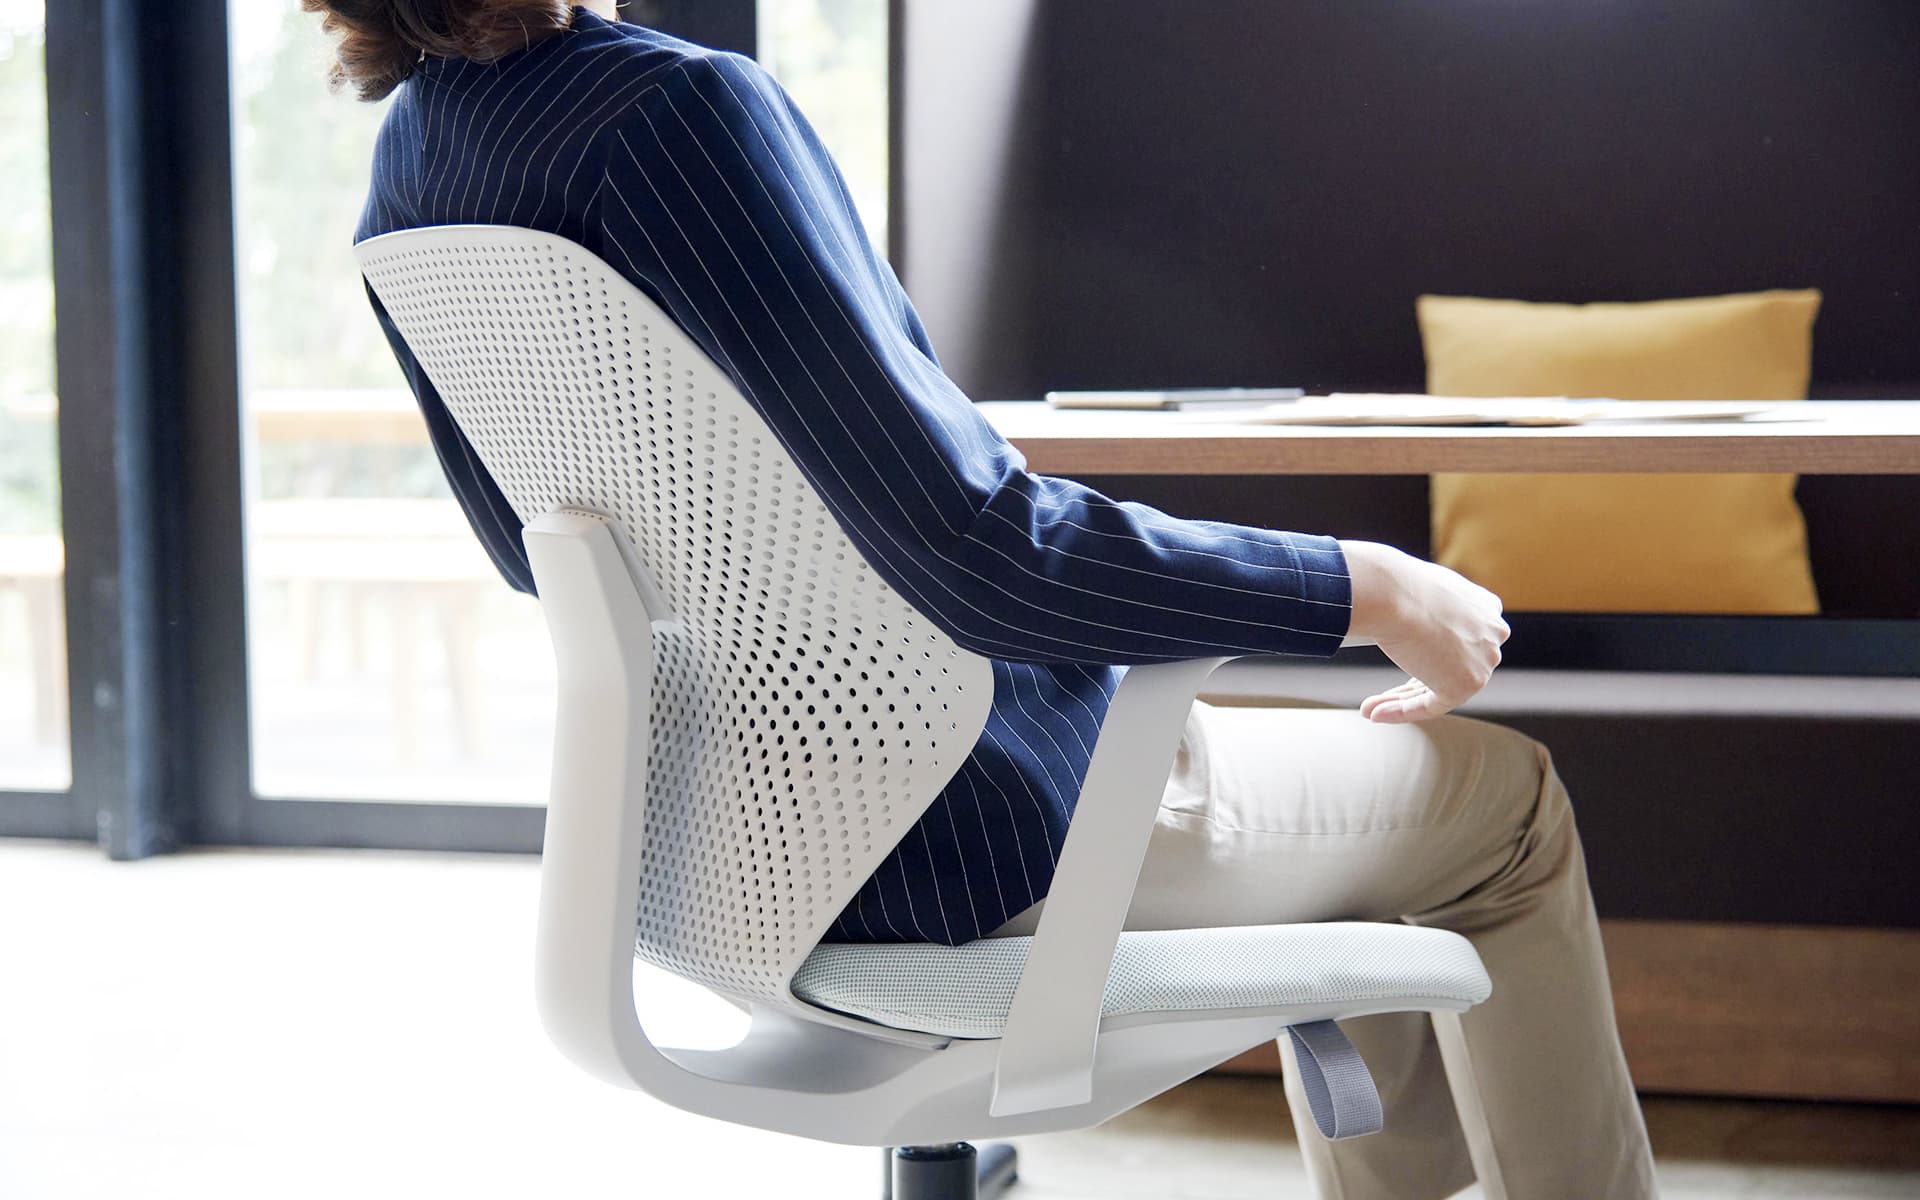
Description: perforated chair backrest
355,226,995,1006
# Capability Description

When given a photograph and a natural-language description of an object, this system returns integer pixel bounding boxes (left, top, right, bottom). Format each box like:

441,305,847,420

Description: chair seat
792,922,1491,1039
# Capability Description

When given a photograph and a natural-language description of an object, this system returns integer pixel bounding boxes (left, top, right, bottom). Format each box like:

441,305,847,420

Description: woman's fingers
1360,681,1417,711
1363,681,1446,723
1359,678,1426,719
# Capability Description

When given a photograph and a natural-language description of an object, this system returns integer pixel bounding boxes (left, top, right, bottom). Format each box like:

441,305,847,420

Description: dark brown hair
302,0,576,102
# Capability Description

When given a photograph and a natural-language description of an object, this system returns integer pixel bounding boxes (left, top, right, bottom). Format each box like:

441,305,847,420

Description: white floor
0,840,1913,1199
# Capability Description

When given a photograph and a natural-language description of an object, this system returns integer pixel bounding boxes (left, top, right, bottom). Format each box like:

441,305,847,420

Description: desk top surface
977,400,1920,476
58,391,1917,475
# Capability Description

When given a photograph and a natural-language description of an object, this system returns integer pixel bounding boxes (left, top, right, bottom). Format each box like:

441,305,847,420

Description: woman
311,1,1656,1195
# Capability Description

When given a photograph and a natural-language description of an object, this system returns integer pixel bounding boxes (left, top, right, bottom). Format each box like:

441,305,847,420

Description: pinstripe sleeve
587,52,1351,666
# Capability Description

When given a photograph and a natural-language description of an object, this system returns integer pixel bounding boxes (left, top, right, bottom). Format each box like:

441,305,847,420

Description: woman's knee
1483,725,1585,880
1433,719,1590,914
1445,715,1560,825
1492,720,1551,784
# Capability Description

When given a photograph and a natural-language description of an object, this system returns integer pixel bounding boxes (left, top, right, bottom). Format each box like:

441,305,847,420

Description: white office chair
356,226,1496,1199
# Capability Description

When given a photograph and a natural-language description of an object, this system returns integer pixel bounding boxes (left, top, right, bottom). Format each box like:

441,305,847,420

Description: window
757,0,890,251
231,0,555,805
224,0,888,811
0,0,66,791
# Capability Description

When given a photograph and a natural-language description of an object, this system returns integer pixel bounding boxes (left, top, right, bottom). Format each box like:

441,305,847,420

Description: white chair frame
356,225,1501,1198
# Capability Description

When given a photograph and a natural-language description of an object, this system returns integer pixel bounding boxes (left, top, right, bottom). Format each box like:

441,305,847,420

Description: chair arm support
525,511,674,1091
989,656,1233,1117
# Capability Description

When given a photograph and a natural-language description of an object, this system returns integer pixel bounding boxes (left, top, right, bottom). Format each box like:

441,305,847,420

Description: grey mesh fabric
792,922,1491,1039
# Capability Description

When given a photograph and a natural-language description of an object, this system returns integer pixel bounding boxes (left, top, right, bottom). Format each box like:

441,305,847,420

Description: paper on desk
1227,395,1775,427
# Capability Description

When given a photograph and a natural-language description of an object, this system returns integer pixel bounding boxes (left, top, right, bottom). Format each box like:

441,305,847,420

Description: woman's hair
302,0,577,102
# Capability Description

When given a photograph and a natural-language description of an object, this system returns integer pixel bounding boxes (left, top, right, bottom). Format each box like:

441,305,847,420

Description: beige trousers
994,700,1658,1200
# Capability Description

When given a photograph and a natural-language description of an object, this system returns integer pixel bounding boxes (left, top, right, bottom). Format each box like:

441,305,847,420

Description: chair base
882,1143,1019,1200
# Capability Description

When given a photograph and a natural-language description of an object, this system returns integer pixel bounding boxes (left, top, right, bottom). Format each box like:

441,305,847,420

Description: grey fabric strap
1286,1020,1384,1140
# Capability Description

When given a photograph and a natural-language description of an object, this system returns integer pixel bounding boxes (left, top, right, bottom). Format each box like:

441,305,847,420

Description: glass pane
0,0,68,791
757,0,890,252
231,0,553,804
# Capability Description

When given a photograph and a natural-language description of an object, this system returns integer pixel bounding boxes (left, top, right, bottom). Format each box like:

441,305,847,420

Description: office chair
356,226,1496,1199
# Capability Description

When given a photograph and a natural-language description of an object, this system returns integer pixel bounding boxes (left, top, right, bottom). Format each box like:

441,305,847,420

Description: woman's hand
1338,540,1510,723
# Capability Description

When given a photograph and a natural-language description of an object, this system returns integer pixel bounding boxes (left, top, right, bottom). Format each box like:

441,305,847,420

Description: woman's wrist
1338,539,1412,641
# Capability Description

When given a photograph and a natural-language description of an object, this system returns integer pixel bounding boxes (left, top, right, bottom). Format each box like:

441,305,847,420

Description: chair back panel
356,226,994,1002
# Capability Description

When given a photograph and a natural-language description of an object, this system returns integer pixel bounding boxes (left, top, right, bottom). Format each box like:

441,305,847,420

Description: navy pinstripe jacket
356,9,1352,945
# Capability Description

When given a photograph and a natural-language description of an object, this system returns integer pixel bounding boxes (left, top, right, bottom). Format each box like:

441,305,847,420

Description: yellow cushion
1420,290,1822,614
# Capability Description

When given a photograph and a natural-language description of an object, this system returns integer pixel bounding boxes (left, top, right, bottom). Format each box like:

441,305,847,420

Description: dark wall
894,0,1048,402
1021,0,1920,397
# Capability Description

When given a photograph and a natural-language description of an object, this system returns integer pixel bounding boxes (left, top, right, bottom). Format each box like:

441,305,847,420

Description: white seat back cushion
356,226,994,1006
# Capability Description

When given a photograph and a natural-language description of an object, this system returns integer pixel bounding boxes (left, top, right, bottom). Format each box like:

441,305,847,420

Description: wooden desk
20,392,1920,472
977,399,1920,475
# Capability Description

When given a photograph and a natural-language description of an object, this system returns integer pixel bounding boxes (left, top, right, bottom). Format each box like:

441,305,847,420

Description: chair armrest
990,655,1232,1117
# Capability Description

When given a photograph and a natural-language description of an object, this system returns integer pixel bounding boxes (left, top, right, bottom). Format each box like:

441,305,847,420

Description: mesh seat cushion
791,922,1491,1039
